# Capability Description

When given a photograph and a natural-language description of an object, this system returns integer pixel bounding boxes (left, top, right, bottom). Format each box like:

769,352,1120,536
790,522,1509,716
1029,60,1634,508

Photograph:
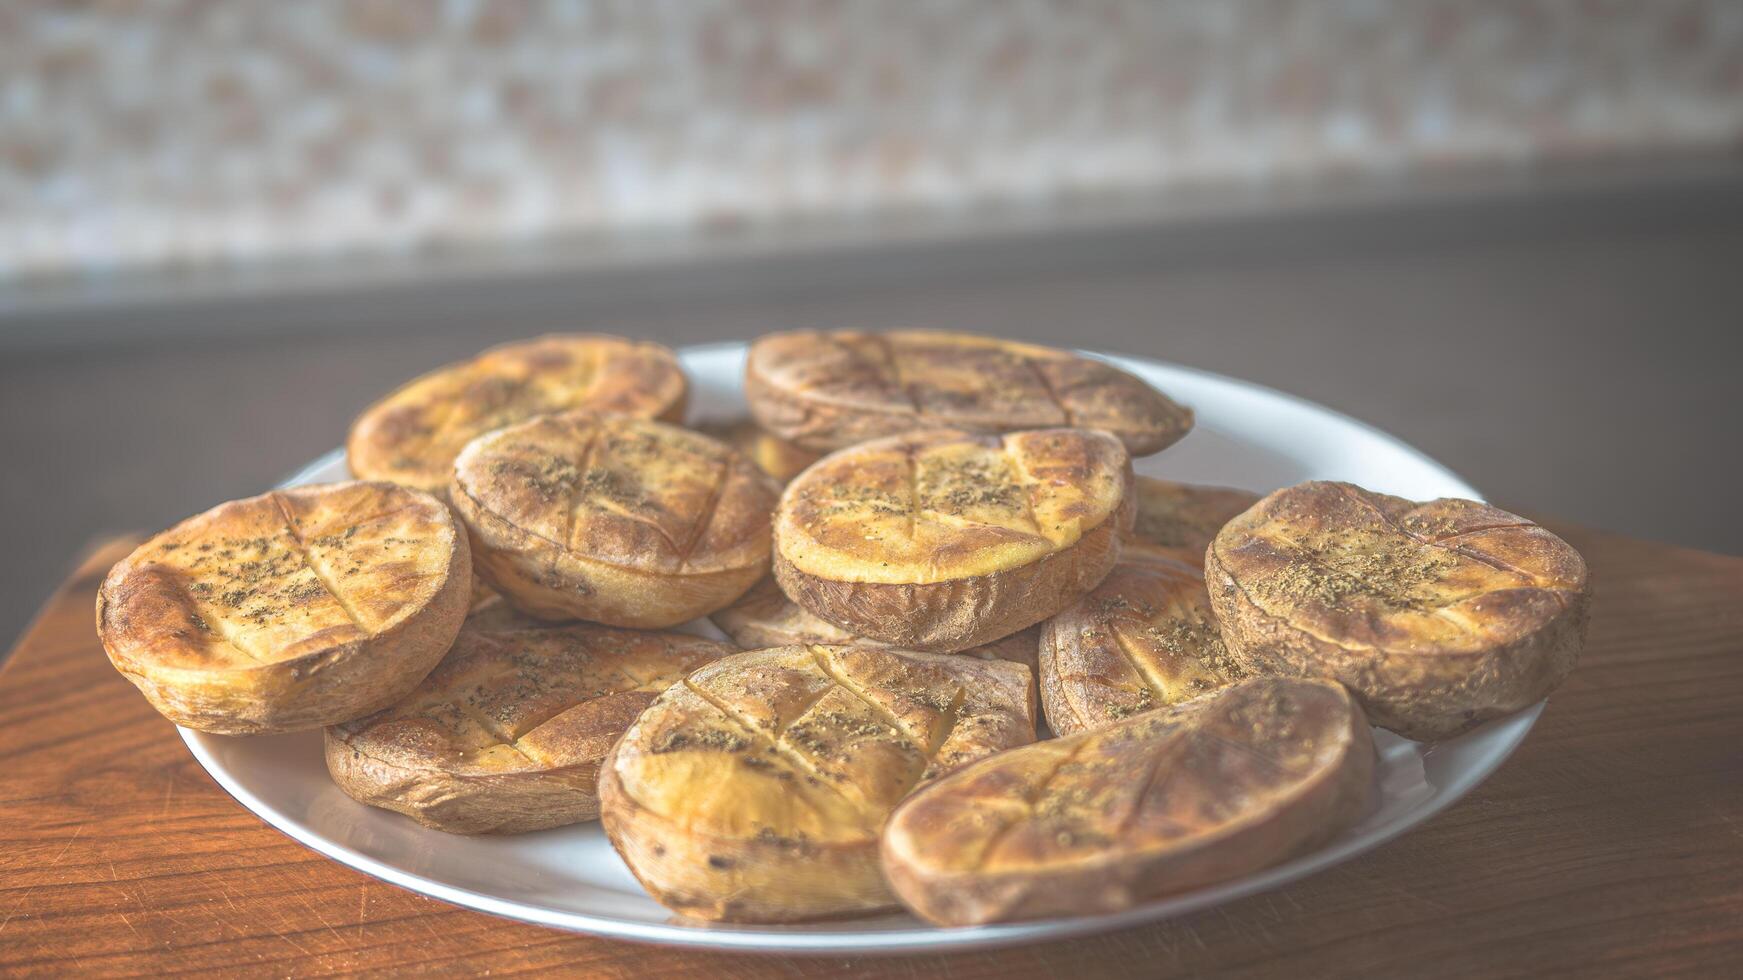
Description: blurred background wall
4,0,1741,281
2,1,1741,647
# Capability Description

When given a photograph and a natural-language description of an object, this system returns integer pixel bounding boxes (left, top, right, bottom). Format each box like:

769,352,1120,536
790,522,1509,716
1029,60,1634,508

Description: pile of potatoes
97,330,1589,927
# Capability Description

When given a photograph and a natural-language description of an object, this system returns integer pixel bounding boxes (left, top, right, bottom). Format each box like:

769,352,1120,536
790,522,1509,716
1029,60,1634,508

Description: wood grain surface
2,523,1740,977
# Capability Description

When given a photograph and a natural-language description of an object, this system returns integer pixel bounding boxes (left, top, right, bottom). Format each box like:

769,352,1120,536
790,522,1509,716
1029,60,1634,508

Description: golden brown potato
1125,476,1262,565
882,677,1374,926
773,428,1133,653
348,334,688,495
710,576,1041,706
97,481,470,735
1039,552,1244,736
450,412,780,628
326,621,733,834
693,419,822,484
745,330,1192,455
598,644,1035,922
1205,481,1590,740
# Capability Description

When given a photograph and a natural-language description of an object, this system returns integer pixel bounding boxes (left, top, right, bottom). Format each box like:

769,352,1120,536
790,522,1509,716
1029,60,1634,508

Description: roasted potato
598,644,1035,922
327,621,733,834
710,575,1040,677
746,330,1192,455
1039,552,1243,736
773,428,1133,653
1205,481,1590,740
348,334,688,495
450,411,780,628
693,419,821,484
882,677,1374,926
1125,476,1262,565
97,481,470,735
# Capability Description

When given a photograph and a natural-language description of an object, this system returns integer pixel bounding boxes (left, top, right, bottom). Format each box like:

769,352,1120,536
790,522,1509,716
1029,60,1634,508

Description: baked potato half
450,411,780,628
745,330,1192,455
348,334,687,495
710,575,1040,678
97,481,470,734
1205,481,1590,740
1039,552,1243,736
882,676,1374,926
1125,476,1261,565
694,419,821,484
327,621,733,834
598,644,1035,922
773,427,1133,652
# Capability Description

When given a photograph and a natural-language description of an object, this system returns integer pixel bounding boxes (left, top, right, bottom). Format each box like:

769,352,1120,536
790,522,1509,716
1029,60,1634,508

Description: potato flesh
777,428,1127,584
349,335,686,493
612,645,1035,848
103,483,453,672
334,624,732,776
1043,554,1243,734
1215,483,1586,655
453,413,776,577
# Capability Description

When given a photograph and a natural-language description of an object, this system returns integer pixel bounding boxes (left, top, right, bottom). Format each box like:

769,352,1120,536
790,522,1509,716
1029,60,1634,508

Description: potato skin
96,482,470,735
347,334,688,496
774,514,1123,653
745,329,1192,455
1205,481,1590,741
450,412,779,628
773,427,1133,652
881,677,1374,926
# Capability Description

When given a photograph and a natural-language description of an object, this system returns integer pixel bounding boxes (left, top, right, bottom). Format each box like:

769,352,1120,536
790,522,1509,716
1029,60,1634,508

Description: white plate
180,341,1539,954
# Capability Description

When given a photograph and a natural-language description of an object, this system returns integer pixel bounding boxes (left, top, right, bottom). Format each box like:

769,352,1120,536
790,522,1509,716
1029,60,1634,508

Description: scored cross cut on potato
881,676,1375,926
1040,552,1244,736
450,411,780,628
1125,476,1262,565
774,427,1134,653
97,481,470,734
1206,481,1590,740
348,334,688,496
598,644,1035,922
326,621,733,834
745,329,1192,455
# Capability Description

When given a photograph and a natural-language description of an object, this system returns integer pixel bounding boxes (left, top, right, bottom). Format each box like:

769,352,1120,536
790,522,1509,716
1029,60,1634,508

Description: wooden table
3,524,1740,977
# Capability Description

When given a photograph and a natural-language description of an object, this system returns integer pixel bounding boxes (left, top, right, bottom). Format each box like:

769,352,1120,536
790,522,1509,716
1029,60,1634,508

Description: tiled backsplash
3,0,1740,281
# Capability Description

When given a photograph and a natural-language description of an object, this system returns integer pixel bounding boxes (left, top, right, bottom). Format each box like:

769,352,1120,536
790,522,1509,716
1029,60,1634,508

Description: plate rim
183,341,1537,954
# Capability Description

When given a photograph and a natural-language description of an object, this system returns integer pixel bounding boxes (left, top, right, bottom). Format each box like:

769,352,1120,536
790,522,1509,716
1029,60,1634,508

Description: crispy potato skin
1205,481,1590,741
348,334,688,495
450,412,780,628
745,330,1192,455
326,622,732,834
1125,477,1262,564
881,677,1375,926
598,644,1035,922
96,481,470,735
711,575,1041,702
773,428,1133,652
1039,552,1243,736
